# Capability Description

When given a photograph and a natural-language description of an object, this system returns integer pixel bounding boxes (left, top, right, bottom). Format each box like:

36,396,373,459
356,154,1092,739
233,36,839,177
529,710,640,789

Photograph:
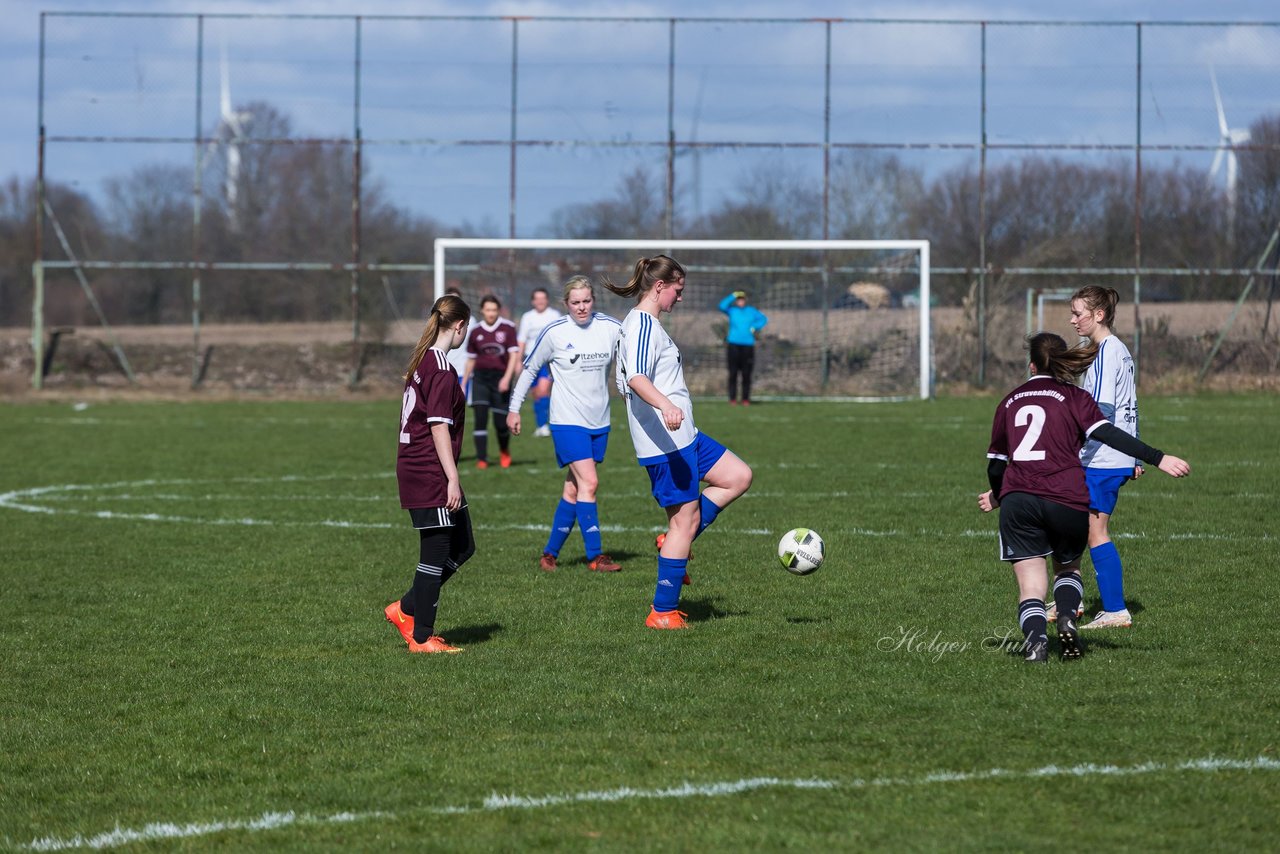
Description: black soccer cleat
1024,640,1048,663
1057,615,1083,660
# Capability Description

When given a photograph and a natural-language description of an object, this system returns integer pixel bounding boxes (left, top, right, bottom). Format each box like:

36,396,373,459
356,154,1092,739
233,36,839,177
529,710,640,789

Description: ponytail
603,255,685,301
405,294,470,381
1027,332,1098,384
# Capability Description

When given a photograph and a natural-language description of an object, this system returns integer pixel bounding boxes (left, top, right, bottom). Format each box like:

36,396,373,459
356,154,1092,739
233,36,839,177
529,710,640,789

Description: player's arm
499,347,520,393
430,422,462,511
752,307,768,333
507,342,549,433
718,293,736,314
979,455,1007,512
626,374,683,432
460,355,475,388
1088,423,1190,477
515,320,530,363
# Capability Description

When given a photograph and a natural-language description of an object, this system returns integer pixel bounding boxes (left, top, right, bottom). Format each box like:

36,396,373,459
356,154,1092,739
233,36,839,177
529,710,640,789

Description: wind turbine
1208,64,1250,240
689,68,706,220
204,43,252,231
672,68,708,221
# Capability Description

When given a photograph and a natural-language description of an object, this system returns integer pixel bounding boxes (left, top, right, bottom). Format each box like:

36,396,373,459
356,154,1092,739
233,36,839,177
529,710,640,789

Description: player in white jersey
508,276,624,574
1069,285,1141,629
517,288,564,437
443,286,480,385
606,255,753,630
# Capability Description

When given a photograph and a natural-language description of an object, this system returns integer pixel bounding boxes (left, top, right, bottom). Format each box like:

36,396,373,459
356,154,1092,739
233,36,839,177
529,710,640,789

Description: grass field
1,393,1277,850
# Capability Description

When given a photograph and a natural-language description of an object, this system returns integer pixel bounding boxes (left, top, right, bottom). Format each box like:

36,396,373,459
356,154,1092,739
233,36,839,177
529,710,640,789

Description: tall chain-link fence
24,12,1280,393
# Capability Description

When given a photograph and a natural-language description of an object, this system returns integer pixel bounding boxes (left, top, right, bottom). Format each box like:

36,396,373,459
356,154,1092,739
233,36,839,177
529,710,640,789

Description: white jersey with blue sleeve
616,308,698,464
517,306,563,350
1080,334,1138,469
509,313,621,430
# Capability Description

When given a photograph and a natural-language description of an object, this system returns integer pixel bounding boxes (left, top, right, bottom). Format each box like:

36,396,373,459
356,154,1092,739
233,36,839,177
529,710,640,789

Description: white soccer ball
777,528,824,575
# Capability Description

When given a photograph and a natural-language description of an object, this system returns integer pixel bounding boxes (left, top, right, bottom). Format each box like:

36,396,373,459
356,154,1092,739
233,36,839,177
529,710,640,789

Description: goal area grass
1,393,1277,849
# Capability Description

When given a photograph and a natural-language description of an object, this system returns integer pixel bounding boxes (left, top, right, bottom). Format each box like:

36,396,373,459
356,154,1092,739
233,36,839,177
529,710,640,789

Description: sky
3,0,1279,233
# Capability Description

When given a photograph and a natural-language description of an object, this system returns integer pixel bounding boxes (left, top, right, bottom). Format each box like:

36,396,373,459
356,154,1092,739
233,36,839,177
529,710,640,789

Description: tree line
1,101,1277,329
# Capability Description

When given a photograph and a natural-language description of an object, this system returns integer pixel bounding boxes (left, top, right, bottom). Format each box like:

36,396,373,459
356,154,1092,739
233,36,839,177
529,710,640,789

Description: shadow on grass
682,596,748,623
446,622,504,646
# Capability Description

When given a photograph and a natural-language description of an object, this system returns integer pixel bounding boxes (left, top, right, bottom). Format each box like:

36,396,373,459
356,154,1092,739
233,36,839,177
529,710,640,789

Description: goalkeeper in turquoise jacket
718,290,768,405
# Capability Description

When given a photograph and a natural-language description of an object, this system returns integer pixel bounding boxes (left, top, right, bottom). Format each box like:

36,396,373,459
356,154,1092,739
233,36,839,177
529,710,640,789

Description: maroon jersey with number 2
987,374,1109,511
397,347,466,509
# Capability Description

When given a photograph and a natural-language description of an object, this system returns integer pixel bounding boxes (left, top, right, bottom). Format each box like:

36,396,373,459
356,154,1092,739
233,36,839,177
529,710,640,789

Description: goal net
434,238,932,400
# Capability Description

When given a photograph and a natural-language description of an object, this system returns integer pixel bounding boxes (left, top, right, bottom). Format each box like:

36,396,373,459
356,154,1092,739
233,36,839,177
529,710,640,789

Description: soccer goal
1025,287,1080,340
434,238,932,400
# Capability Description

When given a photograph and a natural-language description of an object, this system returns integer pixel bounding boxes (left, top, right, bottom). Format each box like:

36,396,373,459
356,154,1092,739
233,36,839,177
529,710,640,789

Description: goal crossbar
434,237,931,400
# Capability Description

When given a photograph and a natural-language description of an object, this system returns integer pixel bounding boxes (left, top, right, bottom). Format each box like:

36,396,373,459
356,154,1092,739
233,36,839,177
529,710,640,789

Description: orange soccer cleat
476,460,489,470
539,552,558,572
588,554,622,572
499,449,512,469
645,608,690,630
408,635,464,654
384,601,414,644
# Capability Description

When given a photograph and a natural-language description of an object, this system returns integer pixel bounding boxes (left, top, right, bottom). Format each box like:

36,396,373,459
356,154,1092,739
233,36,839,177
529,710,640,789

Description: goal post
434,238,932,400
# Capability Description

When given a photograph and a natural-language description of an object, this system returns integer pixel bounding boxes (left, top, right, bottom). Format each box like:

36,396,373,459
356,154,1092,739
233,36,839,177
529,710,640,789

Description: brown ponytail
1027,332,1098,384
603,255,686,301
404,294,470,381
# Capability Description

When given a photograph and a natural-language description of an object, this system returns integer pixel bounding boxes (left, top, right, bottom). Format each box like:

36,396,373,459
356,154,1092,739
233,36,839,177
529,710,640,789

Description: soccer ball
777,528,824,575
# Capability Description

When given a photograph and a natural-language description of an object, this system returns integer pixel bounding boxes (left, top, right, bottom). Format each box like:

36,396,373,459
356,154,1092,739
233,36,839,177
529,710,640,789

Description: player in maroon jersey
977,333,1190,663
385,293,476,654
460,295,521,470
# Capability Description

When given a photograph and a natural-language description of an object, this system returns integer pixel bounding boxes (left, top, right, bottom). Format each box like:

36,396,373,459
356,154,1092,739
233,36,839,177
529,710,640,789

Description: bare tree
546,167,666,239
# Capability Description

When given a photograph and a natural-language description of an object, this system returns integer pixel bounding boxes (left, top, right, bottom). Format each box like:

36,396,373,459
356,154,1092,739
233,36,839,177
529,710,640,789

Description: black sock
473,404,489,462
411,528,452,642
493,408,510,451
1018,598,1048,651
1053,572,1083,622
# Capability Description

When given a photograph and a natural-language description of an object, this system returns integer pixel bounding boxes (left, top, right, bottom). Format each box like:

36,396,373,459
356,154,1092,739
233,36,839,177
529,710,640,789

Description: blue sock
576,501,602,559
654,556,688,612
1090,542,1126,612
544,499,577,557
693,494,722,540
534,396,550,428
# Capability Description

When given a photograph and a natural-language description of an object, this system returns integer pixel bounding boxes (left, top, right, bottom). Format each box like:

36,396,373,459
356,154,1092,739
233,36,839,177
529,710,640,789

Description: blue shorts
536,364,552,383
551,425,609,468
1084,467,1132,515
645,432,729,508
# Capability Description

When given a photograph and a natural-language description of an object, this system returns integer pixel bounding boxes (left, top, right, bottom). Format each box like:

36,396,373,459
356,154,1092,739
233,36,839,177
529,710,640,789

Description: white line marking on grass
4,477,1271,542
480,776,837,810
20,757,1280,851
23,810,391,852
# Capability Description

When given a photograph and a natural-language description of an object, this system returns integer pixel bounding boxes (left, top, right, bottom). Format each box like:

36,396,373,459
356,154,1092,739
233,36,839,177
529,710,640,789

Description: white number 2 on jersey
1012,404,1047,461
400,388,416,444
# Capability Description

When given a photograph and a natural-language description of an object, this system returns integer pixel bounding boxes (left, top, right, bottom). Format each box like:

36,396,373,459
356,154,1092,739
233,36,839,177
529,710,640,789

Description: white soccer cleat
534,425,552,437
1080,608,1133,630
1045,601,1084,622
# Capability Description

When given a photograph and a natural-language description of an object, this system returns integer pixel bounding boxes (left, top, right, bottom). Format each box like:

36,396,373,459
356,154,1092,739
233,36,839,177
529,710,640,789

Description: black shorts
997,492,1088,564
409,502,469,530
470,369,511,412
